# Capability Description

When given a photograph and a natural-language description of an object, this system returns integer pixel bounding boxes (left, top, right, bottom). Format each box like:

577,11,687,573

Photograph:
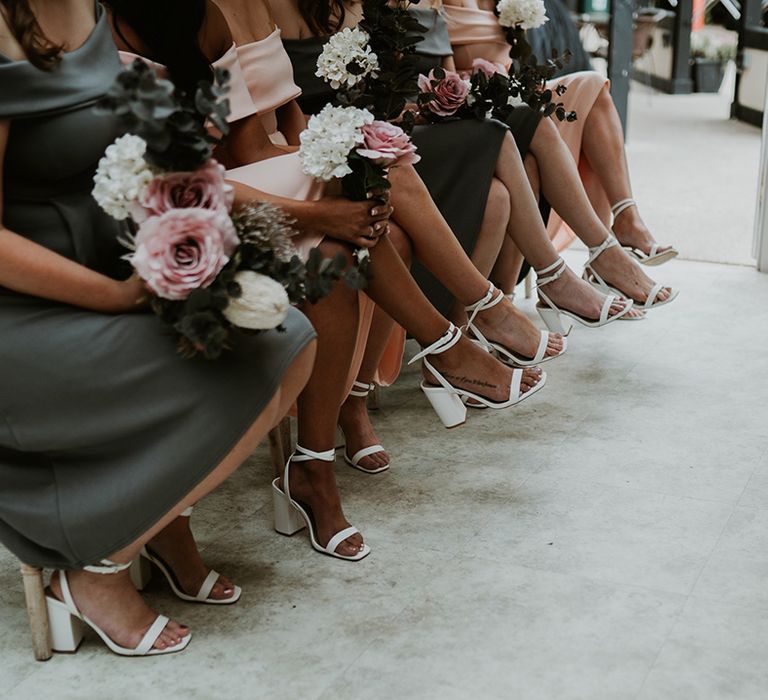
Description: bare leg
338,224,412,473
387,163,567,361
528,118,672,305
491,154,540,295
580,84,672,256
447,177,510,328
49,339,316,652
277,240,367,559
485,133,629,329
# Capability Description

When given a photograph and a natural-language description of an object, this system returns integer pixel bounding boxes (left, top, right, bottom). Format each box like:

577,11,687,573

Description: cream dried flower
223,271,290,330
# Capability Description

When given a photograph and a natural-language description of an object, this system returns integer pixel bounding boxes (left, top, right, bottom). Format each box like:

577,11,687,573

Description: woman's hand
106,274,150,314
308,196,393,248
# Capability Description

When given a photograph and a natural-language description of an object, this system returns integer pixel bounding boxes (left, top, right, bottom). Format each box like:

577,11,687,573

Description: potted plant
690,34,736,93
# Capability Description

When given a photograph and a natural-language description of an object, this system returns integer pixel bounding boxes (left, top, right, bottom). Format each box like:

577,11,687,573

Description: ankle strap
465,283,503,317
291,445,336,463
82,558,133,575
585,236,618,268
535,258,566,288
349,380,375,398
408,324,461,365
611,198,636,219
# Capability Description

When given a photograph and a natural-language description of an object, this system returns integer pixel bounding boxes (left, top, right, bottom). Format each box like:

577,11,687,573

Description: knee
531,115,559,151
486,177,511,225
523,155,540,200
317,238,355,266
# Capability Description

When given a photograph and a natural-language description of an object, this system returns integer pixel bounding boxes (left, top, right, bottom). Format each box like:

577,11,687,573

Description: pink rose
472,58,507,78
137,160,234,223
356,121,421,167
417,69,470,117
132,207,239,300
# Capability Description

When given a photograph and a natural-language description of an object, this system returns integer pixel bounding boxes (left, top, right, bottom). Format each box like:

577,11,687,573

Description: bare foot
423,332,544,400
589,245,673,305
538,264,641,320
278,459,365,558
338,394,390,473
466,294,566,360
49,569,188,651
612,206,674,257
147,516,237,601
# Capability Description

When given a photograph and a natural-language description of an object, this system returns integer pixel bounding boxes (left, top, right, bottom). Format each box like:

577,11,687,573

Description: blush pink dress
122,37,404,389
443,2,609,251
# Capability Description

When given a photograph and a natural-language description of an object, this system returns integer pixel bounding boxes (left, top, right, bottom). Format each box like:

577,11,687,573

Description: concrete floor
2,89,767,699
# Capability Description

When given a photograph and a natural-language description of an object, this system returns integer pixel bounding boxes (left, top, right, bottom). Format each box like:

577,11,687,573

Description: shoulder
0,7,27,61
202,0,233,58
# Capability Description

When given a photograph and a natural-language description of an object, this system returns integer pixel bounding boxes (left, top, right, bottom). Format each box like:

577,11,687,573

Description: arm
275,100,309,146
442,55,457,71
228,179,392,249
0,120,146,313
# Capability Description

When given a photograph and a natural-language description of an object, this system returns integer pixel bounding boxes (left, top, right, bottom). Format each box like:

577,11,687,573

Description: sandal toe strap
643,282,664,309
600,295,617,324
135,614,171,655
196,569,220,601
533,331,549,363
511,368,523,400
326,526,360,555
349,445,386,466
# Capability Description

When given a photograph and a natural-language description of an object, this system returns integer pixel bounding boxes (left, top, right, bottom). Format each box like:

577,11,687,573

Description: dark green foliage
335,0,426,127
97,59,232,171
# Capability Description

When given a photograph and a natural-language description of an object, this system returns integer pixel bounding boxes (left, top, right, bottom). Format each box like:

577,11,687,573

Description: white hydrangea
316,27,380,90
223,271,290,330
497,0,549,30
299,104,375,181
507,93,526,107
92,134,156,220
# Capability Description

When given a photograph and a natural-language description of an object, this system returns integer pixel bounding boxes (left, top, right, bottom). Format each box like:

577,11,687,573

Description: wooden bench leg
268,426,285,479
20,564,52,661
279,417,292,461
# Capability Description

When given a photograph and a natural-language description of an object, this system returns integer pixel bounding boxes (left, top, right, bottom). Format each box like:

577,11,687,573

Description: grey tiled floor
1,87,766,698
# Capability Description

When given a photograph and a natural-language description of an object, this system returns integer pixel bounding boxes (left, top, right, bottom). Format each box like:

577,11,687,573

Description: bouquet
494,0,577,121
299,103,419,218
315,0,426,127
93,60,348,359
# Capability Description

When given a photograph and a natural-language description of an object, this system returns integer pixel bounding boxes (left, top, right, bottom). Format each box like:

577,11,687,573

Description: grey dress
0,9,316,570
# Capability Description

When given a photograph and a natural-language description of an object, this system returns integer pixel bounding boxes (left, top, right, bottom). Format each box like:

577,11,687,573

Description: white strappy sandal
408,324,546,429
535,257,634,334
612,199,679,266
465,283,567,367
339,381,390,474
272,446,371,561
46,562,191,656
583,236,679,312
129,507,241,605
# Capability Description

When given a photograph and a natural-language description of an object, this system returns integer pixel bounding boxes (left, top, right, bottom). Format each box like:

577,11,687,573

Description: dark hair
105,0,213,95
298,0,346,35
0,0,62,69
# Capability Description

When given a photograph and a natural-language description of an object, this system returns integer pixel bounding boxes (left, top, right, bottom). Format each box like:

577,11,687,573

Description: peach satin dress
443,1,609,251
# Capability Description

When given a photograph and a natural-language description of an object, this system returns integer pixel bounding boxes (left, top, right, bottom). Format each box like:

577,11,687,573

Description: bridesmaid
443,0,679,266
105,0,546,559
0,0,317,656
